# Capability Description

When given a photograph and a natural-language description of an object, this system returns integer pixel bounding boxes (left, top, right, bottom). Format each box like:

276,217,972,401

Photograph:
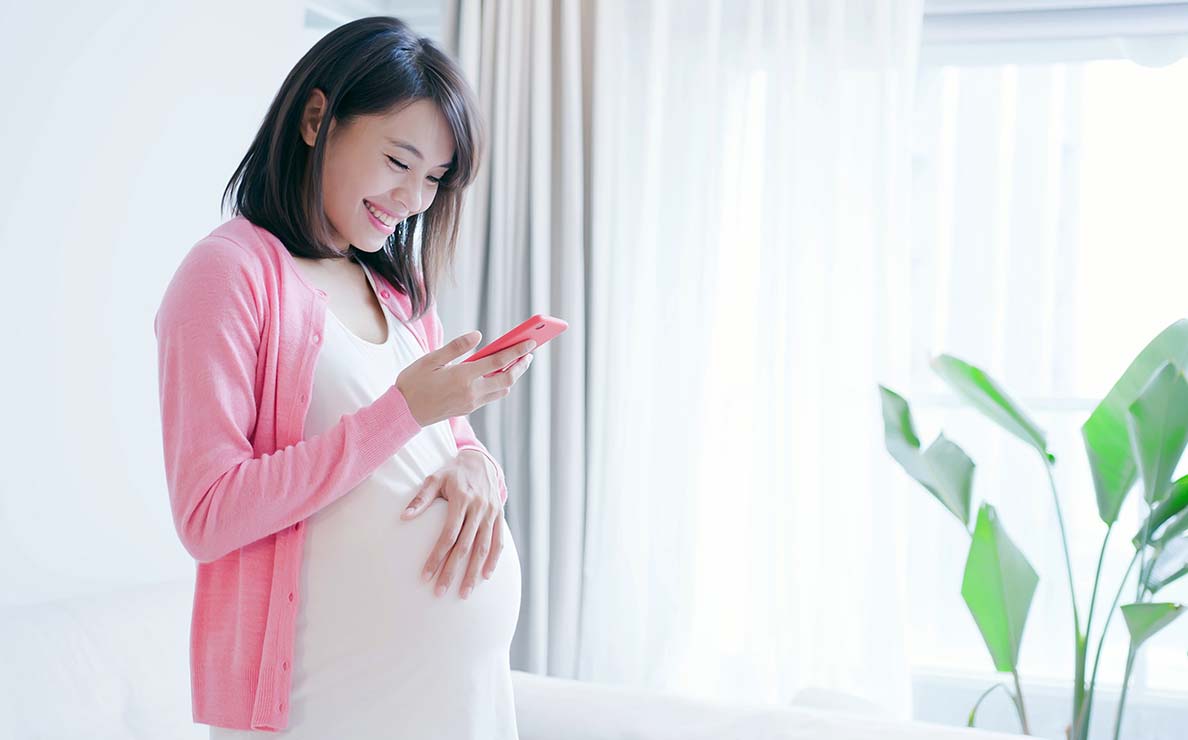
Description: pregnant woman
152,17,530,738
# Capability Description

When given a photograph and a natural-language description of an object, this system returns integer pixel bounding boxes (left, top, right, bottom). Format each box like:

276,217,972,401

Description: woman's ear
300,88,328,147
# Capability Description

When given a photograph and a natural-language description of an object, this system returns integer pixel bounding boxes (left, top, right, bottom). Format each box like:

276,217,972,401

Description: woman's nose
392,186,421,216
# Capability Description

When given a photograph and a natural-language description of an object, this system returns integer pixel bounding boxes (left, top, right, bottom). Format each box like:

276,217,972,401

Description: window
302,0,446,49
907,3,1188,731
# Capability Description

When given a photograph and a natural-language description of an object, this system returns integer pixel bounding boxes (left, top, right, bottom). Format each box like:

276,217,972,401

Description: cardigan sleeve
422,299,509,506
153,236,424,563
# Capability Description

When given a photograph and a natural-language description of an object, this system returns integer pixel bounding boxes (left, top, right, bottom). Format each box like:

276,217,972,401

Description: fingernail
422,569,433,583
435,583,446,597
461,585,472,599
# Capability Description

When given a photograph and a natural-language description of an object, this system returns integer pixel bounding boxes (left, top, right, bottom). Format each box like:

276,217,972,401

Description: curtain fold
443,0,924,716
441,0,596,678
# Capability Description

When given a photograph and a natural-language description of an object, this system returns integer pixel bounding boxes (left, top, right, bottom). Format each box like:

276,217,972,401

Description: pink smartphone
461,313,568,377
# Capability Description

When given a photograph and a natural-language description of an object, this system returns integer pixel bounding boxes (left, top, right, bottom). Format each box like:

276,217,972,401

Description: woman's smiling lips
363,199,401,233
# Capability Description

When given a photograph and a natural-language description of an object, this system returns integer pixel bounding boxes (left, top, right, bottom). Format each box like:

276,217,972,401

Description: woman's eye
388,156,442,186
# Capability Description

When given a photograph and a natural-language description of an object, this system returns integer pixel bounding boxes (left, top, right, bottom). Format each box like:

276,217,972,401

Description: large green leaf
961,503,1039,672
1083,320,1188,525
1120,602,1184,647
1156,511,1188,547
930,355,1052,462
1133,475,1188,548
880,386,974,527
1126,362,1188,506
1142,538,1188,594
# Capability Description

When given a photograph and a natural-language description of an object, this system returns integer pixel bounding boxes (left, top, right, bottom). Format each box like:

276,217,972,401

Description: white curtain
579,0,924,717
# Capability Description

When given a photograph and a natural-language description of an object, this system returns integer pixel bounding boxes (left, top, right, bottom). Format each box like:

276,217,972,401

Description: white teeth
365,201,394,227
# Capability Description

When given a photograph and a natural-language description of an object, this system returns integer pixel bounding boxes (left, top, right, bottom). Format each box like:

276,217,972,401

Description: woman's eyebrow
386,137,451,169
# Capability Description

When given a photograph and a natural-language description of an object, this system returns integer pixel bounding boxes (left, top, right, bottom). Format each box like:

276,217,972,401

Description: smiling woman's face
300,91,455,254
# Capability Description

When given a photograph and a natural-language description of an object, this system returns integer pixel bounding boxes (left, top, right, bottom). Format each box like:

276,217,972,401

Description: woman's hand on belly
400,450,505,600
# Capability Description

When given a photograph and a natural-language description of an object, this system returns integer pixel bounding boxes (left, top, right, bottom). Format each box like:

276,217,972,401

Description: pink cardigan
153,215,507,731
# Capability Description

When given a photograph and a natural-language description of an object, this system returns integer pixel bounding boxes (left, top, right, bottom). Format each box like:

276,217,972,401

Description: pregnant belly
293,477,522,676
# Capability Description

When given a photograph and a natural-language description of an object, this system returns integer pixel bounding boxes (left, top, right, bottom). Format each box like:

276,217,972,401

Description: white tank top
210,261,522,739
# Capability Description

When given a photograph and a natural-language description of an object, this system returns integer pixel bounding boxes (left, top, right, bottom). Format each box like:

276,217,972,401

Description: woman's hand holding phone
396,316,563,598
395,330,536,428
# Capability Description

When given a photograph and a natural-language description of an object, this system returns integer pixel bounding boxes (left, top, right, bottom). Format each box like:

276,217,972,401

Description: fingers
478,338,537,375
481,512,503,580
402,475,438,519
431,498,484,598
421,497,465,588
511,352,534,381
459,513,495,599
435,330,482,366
474,351,535,404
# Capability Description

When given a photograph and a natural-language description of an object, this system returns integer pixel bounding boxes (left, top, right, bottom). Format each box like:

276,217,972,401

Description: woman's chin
352,237,387,253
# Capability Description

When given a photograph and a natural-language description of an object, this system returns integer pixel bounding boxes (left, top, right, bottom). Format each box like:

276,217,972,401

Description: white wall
0,0,307,606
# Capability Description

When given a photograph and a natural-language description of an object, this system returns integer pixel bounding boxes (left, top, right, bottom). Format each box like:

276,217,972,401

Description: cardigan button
278,702,285,712
380,290,390,299
311,333,321,344
298,393,307,403
281,660,289,671
288,592,294,602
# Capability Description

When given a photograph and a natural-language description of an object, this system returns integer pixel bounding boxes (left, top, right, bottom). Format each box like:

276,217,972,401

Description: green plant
879,319,1188,740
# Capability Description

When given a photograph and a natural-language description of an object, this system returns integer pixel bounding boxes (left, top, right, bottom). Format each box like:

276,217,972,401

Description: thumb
435,330,482,366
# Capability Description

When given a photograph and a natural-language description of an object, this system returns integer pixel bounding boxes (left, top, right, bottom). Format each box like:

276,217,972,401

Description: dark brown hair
222,16,485,322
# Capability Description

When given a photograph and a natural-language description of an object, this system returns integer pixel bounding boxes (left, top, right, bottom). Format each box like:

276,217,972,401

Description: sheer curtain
579,0,924,717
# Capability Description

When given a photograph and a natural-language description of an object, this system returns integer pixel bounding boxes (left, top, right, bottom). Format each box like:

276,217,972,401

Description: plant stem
1134,497,1156,603
1136,536,1148,605
1043,457,1082,634
1082,525,1113,660
1041,457,1083,738
1088,527,1111,655
1073,525,1113,740
967,682,1010,728
1109,499,1156,740
1112,646,1137,740
1072,632,1087,740
1077,549,1140,739
1010,668,1032,735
